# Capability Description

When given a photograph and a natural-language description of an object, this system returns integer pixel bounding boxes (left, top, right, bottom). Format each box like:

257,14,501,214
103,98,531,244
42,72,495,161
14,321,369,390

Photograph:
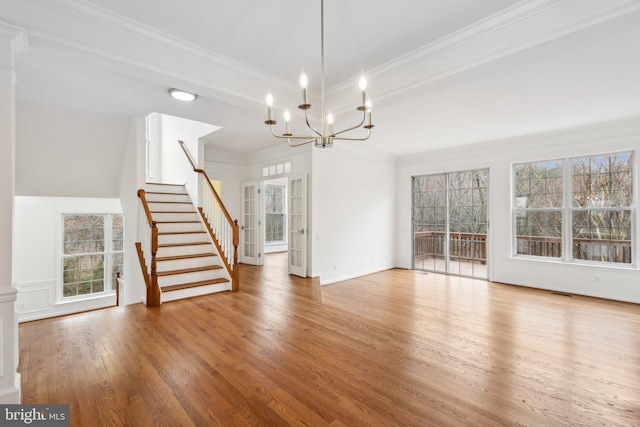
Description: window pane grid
62,213,124,300
514,151,633,265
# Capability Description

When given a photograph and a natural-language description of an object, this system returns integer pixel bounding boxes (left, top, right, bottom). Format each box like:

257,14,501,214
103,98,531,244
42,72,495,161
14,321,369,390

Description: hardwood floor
19,253,640,426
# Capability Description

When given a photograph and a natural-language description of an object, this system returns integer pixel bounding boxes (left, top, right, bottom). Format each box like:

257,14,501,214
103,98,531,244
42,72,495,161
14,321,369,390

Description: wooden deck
19,253,640,426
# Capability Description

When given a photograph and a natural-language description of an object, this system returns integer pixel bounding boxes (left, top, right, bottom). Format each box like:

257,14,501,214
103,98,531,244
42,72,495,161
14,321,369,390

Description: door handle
299,228,304,235
241,225,245,230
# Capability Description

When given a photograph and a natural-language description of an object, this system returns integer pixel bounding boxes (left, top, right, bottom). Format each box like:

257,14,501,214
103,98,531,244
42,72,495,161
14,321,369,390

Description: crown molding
328,0,640,112
0,20,28,52
5,0,640,114
9,0,300,111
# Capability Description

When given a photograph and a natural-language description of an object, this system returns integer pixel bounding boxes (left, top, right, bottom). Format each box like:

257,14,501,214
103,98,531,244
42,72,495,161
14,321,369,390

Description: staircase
144,183,231,303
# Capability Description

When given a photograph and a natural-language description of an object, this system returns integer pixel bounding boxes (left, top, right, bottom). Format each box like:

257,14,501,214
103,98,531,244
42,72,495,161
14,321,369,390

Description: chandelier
264,0,374,148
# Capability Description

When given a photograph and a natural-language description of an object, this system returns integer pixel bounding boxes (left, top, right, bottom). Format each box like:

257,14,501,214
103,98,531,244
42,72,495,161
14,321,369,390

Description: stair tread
158,231,206,235
158,241,211,247
146,191,188,195
145,183,185,186
156,220,201,224
161,278,229,293
158,265,224,276
151,210,198,213
148,201,192,204
157,253,217,262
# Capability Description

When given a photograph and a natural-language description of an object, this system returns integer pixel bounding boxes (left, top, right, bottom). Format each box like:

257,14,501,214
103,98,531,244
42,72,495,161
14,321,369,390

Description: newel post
232,219,240,291
148,221,161,306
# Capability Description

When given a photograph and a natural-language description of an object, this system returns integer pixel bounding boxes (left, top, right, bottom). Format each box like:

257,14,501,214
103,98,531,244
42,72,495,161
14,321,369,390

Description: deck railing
414,231,631,264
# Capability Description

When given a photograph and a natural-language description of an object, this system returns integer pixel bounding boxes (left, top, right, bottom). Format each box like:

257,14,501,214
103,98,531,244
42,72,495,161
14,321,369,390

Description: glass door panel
413,169,488,279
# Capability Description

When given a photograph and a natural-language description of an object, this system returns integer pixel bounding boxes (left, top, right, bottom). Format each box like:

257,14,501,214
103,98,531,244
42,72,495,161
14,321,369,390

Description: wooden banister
137,190,161,306
178,140,240,291
137,189,154,225
177,140,235,225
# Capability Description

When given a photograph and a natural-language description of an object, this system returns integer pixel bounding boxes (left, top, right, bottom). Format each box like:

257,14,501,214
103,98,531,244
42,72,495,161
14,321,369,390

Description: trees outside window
265,184,286,244
62,214,124,299
513,151,633,265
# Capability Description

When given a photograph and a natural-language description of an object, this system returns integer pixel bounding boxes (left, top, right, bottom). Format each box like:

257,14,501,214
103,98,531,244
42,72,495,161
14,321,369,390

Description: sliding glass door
412,169,488,279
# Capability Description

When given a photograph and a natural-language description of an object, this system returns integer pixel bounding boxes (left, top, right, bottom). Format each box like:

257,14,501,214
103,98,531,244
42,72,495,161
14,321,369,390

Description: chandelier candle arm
303,108,323,137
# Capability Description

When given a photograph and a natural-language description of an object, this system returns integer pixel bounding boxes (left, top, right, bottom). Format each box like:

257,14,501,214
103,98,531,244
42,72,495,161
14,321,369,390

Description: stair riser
152,212,200,222
157,243,215,258
158,233,209,245
149,202,195,212
157,256,220,272
158,269,225,287
146,193,192,203
145,184,186,194
155,222,204,233
161,282,230,303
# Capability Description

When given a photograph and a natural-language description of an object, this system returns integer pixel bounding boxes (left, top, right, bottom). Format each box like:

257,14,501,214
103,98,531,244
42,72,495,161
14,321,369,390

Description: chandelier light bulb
266,92,274,107
359,75,367,91
284,110,292,135
299,71,309,90
365,100,372,111
326,113,334,125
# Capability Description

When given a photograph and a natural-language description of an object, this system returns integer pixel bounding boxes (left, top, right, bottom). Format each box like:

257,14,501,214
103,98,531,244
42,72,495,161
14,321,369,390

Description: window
571,153,633,263
262,161,291,178
265,184,286,243
62,214,124,299
513,151,633,265
514,160,563,258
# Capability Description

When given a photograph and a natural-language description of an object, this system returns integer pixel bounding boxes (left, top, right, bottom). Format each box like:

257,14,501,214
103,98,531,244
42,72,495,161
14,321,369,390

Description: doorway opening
240,175,307,277
264,178,288,259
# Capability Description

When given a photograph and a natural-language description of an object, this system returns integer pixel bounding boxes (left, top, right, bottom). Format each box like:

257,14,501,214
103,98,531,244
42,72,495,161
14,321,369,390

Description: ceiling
3,0,640,160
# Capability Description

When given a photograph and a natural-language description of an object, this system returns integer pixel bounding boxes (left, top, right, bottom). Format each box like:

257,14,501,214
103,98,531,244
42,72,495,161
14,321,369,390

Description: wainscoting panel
16,280,116,322
16,281,53,321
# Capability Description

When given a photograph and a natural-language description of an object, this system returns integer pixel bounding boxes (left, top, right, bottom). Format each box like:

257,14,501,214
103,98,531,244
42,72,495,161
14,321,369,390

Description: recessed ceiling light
168,88,198,102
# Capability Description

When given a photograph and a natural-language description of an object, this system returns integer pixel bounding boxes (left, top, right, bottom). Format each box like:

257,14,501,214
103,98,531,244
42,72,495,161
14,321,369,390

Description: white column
0,21,27,404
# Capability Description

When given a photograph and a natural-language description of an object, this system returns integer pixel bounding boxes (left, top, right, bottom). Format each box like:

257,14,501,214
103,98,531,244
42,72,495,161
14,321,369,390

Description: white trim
320,266,395,286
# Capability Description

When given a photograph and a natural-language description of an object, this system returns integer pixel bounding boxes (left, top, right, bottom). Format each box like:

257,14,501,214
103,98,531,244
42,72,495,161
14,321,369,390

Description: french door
288,175,307,277
241,181,263,265
412,169,488,279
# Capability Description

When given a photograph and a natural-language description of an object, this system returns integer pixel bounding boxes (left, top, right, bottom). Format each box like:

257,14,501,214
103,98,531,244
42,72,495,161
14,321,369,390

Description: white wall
312,145,397,284
118,116,147,306
156,113,219,205
14,196,123,322
15,100,130,197
397,117,640,303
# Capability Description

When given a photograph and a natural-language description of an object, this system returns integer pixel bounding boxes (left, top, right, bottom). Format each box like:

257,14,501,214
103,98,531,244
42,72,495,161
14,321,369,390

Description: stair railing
137,189,162,306
178,140,239,291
